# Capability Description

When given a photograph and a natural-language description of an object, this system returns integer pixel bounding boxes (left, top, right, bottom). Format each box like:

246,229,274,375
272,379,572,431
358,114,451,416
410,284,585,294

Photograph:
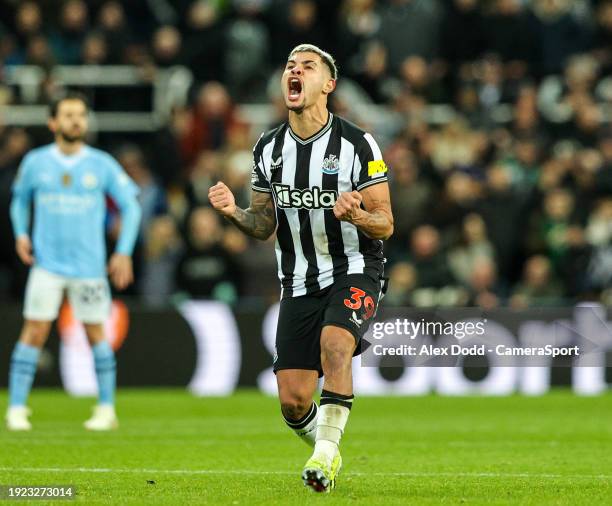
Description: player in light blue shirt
6,91,141,431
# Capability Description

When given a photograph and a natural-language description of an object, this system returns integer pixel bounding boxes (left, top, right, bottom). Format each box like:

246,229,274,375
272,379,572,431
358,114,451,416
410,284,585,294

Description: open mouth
288,77,302,101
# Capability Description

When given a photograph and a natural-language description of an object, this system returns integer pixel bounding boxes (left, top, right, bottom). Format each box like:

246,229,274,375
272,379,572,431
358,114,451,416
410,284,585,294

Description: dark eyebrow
286,59,318,65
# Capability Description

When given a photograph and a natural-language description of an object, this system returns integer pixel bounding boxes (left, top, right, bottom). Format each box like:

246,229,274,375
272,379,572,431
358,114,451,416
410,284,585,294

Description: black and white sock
283,402,318,447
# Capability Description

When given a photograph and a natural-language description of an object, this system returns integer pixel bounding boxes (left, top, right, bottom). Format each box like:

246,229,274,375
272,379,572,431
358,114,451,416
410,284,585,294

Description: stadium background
1,2,612,504
0,0,611,393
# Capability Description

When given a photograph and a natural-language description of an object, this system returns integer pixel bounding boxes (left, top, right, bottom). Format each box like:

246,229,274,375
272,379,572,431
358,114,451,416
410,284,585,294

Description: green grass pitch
0,389,611,505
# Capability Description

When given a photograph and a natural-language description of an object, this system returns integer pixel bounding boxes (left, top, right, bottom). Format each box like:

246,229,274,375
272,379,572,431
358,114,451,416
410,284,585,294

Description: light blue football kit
10,144,140,278
8,143,141,409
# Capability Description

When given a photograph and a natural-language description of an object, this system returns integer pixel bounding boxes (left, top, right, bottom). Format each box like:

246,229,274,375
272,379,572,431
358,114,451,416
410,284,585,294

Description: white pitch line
0,467,610,480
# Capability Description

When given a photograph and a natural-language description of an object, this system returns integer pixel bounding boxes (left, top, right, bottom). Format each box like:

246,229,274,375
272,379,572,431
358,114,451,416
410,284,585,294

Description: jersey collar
51,144,89,167
288,113,333,145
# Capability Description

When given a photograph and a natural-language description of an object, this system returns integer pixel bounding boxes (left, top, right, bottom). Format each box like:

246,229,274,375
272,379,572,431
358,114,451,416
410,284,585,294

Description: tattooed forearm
227,192,276,240
350,198,394,240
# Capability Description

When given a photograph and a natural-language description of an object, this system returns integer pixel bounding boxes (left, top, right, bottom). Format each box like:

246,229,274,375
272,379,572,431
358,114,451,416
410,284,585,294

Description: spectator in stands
568,99,603,147
584,198,612,292
183,0,226,83
440,0,484,73
478,164,528,281
597,129,612,195
336,0,382,71
463,256,500,308
97,1,133,64
384,262,417,306
531,0,591,75
223,149,252,210
0,128,32,297
175,207,242,302
376,0,444,71
0,128,31,173
500,136,543,192
473,54,510,109
5,1,44,65
140,215,183,307
387,145,432,252
430,172,480,232
81,33,108,65
510,255,564,308
511,84,545,139
572,148,605,220
224,0,271,100
406,225,456,290
351,41,390,103
117,145,168,240
448,213,496,287
429,119,482,174
483,0,536,77
151,25,183,67
399,56,447,104
180,82,241,166
153,106,191,186
455,84,489,129
25,35,56,69
526,188,584,280
271,0,324,65
186,150,221,210
538,54,600,125
50,0,89,65
592,0,612,74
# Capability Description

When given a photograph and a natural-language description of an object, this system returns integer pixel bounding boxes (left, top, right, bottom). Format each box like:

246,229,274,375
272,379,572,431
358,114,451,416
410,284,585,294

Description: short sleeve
250,135,271,193
12,153,36,198
104,155,139,205
353,133,389,191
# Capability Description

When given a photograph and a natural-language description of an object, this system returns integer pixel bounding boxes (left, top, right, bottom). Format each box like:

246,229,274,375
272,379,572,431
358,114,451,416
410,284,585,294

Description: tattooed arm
332,182,394,240
209,182,276,240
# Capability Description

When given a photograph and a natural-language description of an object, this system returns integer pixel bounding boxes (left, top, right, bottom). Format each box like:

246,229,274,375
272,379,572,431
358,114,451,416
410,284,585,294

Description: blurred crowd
0,0,611,308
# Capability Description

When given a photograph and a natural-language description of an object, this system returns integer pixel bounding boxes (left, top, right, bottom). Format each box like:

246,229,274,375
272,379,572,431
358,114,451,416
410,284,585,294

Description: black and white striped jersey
250,113,389,298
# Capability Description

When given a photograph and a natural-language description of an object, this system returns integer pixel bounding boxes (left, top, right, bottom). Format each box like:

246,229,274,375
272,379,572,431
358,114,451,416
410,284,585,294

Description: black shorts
273,273,382,377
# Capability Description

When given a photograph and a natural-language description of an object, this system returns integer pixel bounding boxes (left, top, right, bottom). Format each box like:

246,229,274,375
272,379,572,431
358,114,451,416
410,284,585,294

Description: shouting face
282,51,335,113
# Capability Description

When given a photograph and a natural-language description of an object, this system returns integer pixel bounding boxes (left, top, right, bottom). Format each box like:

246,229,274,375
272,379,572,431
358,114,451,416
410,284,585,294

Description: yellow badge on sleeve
367,160,388,177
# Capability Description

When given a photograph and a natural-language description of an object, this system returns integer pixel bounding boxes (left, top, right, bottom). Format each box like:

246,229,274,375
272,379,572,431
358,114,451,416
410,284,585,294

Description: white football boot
84,405,119,431
6,406,32,431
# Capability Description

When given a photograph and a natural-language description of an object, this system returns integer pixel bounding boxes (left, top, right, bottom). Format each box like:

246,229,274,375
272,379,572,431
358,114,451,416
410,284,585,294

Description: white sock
313,393,353,464
283,402,318,447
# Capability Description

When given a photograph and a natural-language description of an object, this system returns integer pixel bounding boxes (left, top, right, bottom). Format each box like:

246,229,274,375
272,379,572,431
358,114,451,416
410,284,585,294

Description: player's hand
333,191,363,222
108,253,133,290
16,235,34,266
209,181,237,217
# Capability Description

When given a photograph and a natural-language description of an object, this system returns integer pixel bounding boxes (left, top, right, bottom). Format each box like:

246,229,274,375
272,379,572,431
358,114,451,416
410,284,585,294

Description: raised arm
209,182,277,240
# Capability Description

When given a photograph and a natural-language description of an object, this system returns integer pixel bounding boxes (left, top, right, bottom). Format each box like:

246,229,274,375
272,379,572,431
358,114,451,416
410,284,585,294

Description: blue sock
9,342,41,407
92,341,116,406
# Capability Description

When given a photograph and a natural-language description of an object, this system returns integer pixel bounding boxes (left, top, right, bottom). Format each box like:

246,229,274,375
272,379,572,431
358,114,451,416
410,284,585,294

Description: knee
20,321,51,348
279,390,312,421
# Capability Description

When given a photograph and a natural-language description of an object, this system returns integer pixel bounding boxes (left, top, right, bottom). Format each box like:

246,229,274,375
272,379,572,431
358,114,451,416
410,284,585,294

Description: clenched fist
333,190,363,222
209,181,237,217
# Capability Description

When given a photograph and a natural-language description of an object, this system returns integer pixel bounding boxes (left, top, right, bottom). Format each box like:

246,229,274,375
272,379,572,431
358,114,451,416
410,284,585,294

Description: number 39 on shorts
343,287,373,311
